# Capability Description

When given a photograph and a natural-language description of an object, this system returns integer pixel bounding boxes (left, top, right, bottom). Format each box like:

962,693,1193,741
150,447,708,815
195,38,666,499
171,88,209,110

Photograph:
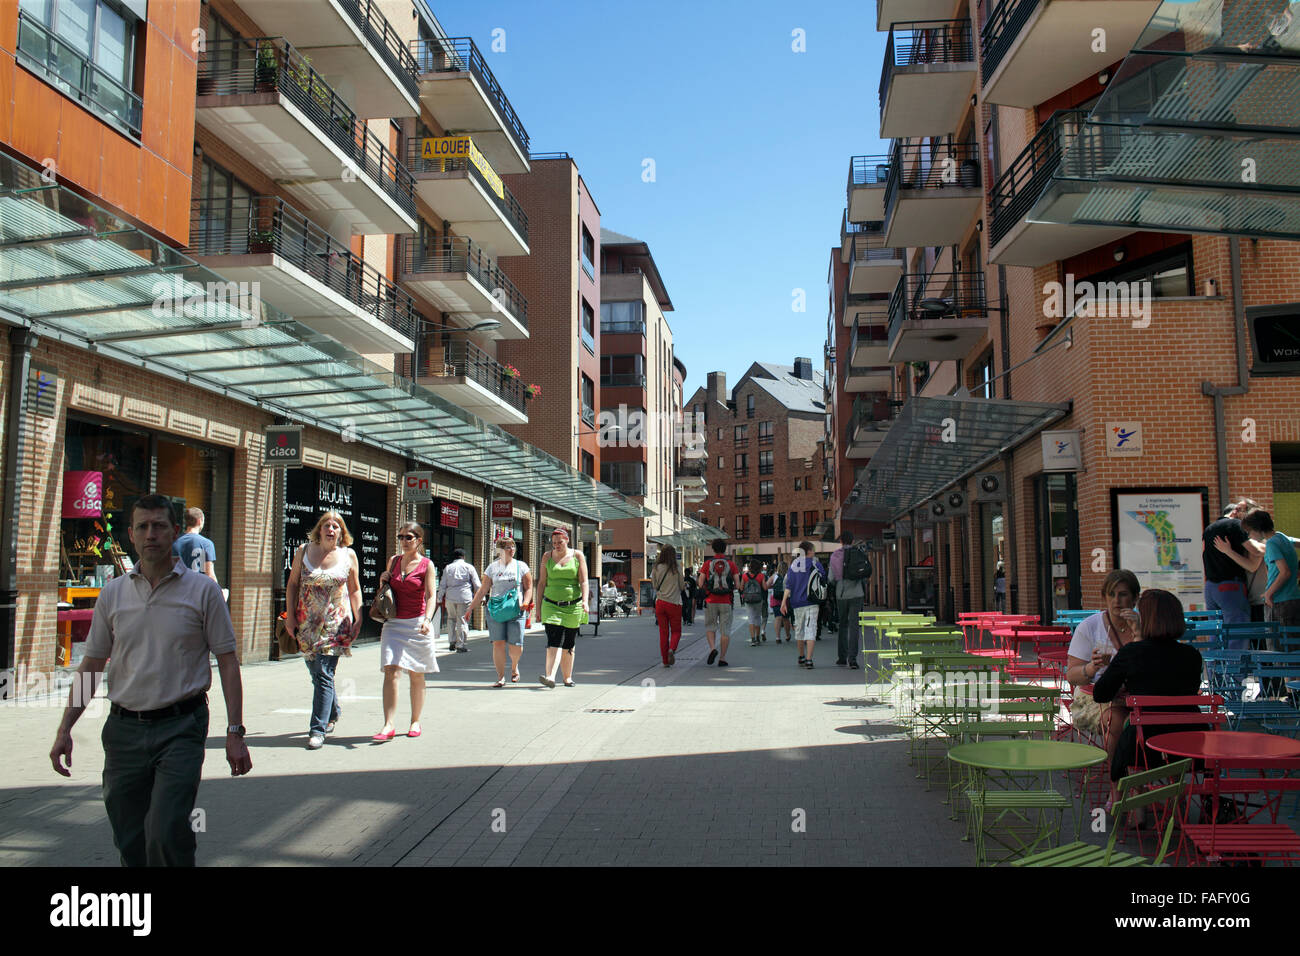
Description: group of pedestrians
1202,497,1300,637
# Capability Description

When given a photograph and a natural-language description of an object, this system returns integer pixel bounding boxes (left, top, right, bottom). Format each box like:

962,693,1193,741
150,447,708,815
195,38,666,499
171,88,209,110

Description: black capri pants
545,624,579,650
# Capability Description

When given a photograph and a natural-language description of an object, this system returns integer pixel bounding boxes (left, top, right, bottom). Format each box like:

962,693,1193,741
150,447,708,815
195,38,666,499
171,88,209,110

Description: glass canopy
0,154,649,522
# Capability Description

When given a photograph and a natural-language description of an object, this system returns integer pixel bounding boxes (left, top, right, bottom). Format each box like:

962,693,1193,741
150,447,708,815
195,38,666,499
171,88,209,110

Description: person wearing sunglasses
373,522,439,741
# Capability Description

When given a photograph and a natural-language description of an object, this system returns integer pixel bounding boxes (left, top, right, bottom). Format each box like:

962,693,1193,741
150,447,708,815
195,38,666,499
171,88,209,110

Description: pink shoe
371,729,396,741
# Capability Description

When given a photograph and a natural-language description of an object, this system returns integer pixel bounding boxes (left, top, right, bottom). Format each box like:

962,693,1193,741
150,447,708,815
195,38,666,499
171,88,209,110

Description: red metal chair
1182,757,1300,865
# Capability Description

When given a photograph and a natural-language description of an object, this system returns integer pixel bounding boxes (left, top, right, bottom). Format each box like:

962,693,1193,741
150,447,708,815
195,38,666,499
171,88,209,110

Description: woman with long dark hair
651,546,684,666
373,521,438,741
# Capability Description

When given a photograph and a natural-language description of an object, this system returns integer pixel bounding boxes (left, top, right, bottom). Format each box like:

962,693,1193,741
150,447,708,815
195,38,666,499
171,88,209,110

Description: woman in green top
534,526,589,687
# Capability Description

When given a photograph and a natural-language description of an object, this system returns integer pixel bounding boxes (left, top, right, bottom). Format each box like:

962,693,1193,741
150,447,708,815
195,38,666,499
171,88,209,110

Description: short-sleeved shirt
173,532,216,573
700,556,740,604
1067,611,1122,683
1264,534,1300,603
784,555,825,610
1203,517,1248,583
484,559,529,598
84,559,236,711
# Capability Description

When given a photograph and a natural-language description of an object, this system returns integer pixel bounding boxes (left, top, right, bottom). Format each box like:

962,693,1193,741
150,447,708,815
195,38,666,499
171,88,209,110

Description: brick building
686,360,830,567
831,0,1300,621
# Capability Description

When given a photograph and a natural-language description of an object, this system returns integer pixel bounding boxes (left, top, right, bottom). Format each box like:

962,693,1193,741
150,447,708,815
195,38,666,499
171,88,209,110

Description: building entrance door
1034,473,1081,620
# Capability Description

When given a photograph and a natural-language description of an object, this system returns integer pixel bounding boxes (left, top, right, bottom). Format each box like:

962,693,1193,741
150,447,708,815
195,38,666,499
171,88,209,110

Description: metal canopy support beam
88,319,258,344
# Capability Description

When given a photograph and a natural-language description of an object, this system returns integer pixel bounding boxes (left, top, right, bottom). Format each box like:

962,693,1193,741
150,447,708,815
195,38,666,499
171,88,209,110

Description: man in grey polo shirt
437,547,480,652
49,493,252,866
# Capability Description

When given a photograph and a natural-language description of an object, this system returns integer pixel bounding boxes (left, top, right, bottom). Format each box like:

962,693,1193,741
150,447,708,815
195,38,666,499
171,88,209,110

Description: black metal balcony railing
849,233,904,265
883,140,982,220
419,337,527,414
399,236,528,329
980,0,1040,85
338,0,421,98
410,37,530,159
759,526,775,538
189,196,419,341
734,468,749,479
677,460,706,480
989,110,1088,247
880,18,976,115
600,319,646,335
848,154,892,195
405,140,529,245
199,38,417,220
601,373,647,388
849,318,890,365
17,10,143,139
888,271,988,344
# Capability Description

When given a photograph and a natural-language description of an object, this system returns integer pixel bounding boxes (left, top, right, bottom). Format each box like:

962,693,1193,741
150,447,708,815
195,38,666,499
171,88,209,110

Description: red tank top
392,556,430,619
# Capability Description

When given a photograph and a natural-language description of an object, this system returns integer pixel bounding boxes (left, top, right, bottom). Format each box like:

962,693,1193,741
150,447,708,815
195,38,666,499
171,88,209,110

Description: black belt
111,693,207,721
545,597,582,607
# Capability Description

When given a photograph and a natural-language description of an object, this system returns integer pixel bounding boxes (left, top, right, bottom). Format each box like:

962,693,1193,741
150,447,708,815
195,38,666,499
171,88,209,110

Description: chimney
793,357,813,381
707,371,727,407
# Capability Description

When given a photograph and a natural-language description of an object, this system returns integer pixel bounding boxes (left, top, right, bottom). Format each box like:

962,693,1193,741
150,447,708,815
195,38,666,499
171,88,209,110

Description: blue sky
426,0,889,397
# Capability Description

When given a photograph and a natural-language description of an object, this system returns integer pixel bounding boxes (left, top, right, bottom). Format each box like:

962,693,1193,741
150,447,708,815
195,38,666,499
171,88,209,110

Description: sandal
493,677,506,688
564,679,576,687
511,672,520,683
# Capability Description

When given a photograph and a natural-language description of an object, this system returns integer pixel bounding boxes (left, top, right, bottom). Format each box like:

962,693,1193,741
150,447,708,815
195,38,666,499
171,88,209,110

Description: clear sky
425,0,889,399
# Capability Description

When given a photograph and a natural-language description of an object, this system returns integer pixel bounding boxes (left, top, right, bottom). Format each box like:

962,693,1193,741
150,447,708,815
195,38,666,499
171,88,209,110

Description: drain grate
584,708,635,714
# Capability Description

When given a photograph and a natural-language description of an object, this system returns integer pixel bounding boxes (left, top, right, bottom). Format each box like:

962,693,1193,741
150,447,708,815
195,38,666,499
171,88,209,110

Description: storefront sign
1248,304,1300,375
602,550,630,562
440,501,460,527
28,363,58,417
62,471,103,518
264,426,303,466
403,471,433,502
492,499,513,519
420,136,504,200
1041,430,1082,472
1111,487,1209,611
1106,422,1143,457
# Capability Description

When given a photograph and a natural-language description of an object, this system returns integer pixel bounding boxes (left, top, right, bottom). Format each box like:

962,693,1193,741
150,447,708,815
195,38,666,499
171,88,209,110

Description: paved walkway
0,610,976,866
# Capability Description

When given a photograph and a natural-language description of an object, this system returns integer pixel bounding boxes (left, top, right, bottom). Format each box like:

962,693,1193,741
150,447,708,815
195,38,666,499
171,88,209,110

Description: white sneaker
307,734,324,750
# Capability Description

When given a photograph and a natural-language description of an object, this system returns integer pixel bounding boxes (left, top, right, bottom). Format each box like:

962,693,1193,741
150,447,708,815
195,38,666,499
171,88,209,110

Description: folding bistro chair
1182,757,1300,865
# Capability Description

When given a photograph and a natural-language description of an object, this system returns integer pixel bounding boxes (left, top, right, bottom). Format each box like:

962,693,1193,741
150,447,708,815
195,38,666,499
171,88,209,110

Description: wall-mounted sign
1248,303,1300,375
440,501,460,527
1111,487,1209,611
264,425,303,466
492,499,513,519
1106,422,1143,457
62,471,103,518
403,471,433,502
421,136,504,199
27,363,58,417
1041,429,1082,472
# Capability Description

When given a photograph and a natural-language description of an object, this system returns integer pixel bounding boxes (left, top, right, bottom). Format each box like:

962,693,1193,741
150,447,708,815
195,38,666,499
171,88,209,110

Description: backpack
769,573,785,606
706,557,736,596
741,574,764,604
844,546,872,581
806,562,827,602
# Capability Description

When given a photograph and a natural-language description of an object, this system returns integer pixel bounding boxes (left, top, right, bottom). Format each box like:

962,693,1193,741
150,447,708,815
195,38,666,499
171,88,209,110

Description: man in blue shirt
173,507,218,587
1241,509,1300,626
781,540,825,670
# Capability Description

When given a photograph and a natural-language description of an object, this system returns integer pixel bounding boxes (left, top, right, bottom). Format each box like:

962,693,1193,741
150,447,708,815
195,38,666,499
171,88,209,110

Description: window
194,157,254,253
735,515,750,540
972,351,994,399
759,480,774,505
746,394,755,418
717,455,725,470
794,477,801,491
759,450,774,475
734,424,748,442
600,300,645,335
581,225,596,278
600,354,645,388
580,451,594,477
777,513,786,537
734,485,749,507
734,453,748,476
758,421,773,445
1085,243,1194,299
717,427,724,442
790,512,799,537
759,514,775,539
580,374,595,426
803,510,818,534
580,297,596,354
601,461,645,497
694,404,703,422
823,510,832,521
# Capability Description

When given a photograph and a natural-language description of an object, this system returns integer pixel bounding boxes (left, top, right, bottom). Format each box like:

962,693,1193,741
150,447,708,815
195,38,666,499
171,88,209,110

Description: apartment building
833,0,1300,621
0,0,644,685
687,362,830,565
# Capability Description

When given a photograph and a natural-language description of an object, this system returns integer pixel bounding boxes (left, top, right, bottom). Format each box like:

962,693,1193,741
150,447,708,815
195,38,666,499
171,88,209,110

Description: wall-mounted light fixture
1112,245,1127,262
976,219,983,233
1098,69,1110,85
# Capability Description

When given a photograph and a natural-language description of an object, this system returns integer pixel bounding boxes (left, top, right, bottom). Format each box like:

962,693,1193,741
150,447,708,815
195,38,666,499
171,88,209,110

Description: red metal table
1147,732,1300,761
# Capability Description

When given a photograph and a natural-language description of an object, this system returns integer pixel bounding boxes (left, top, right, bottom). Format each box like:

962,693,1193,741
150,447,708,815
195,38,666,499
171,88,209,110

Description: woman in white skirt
373,521,439,741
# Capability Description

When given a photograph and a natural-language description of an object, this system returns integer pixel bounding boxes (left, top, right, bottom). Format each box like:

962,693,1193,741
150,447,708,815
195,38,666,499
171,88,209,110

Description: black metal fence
410,37,530,158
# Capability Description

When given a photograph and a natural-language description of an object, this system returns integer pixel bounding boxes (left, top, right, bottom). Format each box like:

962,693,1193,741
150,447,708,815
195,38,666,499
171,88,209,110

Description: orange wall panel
138,150,168,229
173,0,200,55
11,71,60,168
165,45,197,168
0,52,14,146
57,102,106,197
98,132,140,213
163,162,193,245
0,3,15,49
149,0,175,54
139,25,172,156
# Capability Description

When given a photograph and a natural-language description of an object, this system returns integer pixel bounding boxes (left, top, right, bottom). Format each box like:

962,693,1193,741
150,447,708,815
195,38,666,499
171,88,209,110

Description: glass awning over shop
649,517,726,552
0,155,648,523
842,396,1069,522
1027,0,1300,241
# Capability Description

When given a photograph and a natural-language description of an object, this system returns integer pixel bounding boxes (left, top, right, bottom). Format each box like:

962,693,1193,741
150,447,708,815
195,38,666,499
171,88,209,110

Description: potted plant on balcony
255,43,279,91
248,227,276,254
524,383,541,400
501,363,520,380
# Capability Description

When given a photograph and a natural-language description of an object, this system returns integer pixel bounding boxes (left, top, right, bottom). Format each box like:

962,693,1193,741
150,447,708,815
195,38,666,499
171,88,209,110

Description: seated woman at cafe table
1092,588,1205,790
1065,569,1142,767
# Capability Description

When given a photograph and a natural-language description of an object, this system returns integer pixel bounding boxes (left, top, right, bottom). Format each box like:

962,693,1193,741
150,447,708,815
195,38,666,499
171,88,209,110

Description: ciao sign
264,426,303,466
62,471,103,518
440,501,460,527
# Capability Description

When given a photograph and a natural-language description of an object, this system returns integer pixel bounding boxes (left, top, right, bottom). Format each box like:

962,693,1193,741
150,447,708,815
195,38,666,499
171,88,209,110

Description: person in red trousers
651,546,684,667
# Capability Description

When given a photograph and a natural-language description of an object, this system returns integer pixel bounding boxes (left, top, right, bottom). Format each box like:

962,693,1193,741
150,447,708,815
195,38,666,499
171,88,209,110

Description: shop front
427,498,477,571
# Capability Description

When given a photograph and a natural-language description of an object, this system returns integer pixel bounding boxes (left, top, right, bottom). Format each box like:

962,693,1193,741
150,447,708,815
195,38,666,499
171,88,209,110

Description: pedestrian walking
740,559,768,647
698,538,740,667
681,567,696,626
1202,505,1254,644
830,531,871,670
286,510,363,749
465,537,533,687
782,541,825,669
173,507,218,586
437,547,480,652
993,562,1007,614
535,527,589,687
651,546,685,666
769,560,792,644
373,522,439,741
49,493,251,867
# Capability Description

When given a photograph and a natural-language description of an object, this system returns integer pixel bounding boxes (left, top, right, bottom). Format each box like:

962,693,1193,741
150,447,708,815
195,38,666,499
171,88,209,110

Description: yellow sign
421,136,504,201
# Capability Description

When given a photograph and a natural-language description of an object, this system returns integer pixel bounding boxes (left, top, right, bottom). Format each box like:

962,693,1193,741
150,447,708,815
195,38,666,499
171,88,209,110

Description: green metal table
948,740,1107,866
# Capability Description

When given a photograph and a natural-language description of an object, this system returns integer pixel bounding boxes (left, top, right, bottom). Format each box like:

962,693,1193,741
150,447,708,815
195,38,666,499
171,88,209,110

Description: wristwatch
226,724,246,737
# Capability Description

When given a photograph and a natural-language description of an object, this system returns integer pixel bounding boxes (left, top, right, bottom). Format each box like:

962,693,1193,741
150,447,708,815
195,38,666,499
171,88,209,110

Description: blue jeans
1204,580,1250,648
305,655,342,735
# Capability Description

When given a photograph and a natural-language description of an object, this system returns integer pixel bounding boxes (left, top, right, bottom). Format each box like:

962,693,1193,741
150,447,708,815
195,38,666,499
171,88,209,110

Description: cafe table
947,739,1107,866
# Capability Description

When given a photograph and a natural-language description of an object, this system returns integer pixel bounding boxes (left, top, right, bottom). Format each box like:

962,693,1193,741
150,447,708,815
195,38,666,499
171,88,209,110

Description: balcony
398,236,528,339
415,338,528,425
16,10,142,140
981,0,1161,108
196,38,418,236
848,231,905,296
848,317,891,385
601,373,647,388
848,155,891,224
681,485,708,504
847,395,892,460
882,140,984,249
734,497,751,509
229,0,421,118
188,196,416,355
879,19,977,139
840,212,877,264
677,460,706,489
888,272,989,363
406,139,529,256
411,38,531,174
876,0,959,31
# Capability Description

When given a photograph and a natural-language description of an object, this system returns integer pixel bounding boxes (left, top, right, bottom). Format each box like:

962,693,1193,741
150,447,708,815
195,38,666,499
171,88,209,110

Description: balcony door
196,157,253,254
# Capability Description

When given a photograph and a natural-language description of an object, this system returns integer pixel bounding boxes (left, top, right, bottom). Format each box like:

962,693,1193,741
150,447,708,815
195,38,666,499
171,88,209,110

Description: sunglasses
397,534,419,541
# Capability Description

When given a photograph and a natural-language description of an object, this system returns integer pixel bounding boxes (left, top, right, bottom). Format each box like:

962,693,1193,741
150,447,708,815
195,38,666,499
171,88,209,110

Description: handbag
1070,688,1103,734
275,612,298,656
488,560,522,623
370,556,399,623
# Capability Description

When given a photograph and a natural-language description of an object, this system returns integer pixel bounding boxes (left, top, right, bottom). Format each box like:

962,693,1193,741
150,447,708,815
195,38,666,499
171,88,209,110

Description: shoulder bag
488,560,523,623
370,556,399,623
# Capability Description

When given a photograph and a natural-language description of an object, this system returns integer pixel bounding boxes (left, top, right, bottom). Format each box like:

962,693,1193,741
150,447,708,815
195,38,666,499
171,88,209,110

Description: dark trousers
837,595,864,664
101,700,208,867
